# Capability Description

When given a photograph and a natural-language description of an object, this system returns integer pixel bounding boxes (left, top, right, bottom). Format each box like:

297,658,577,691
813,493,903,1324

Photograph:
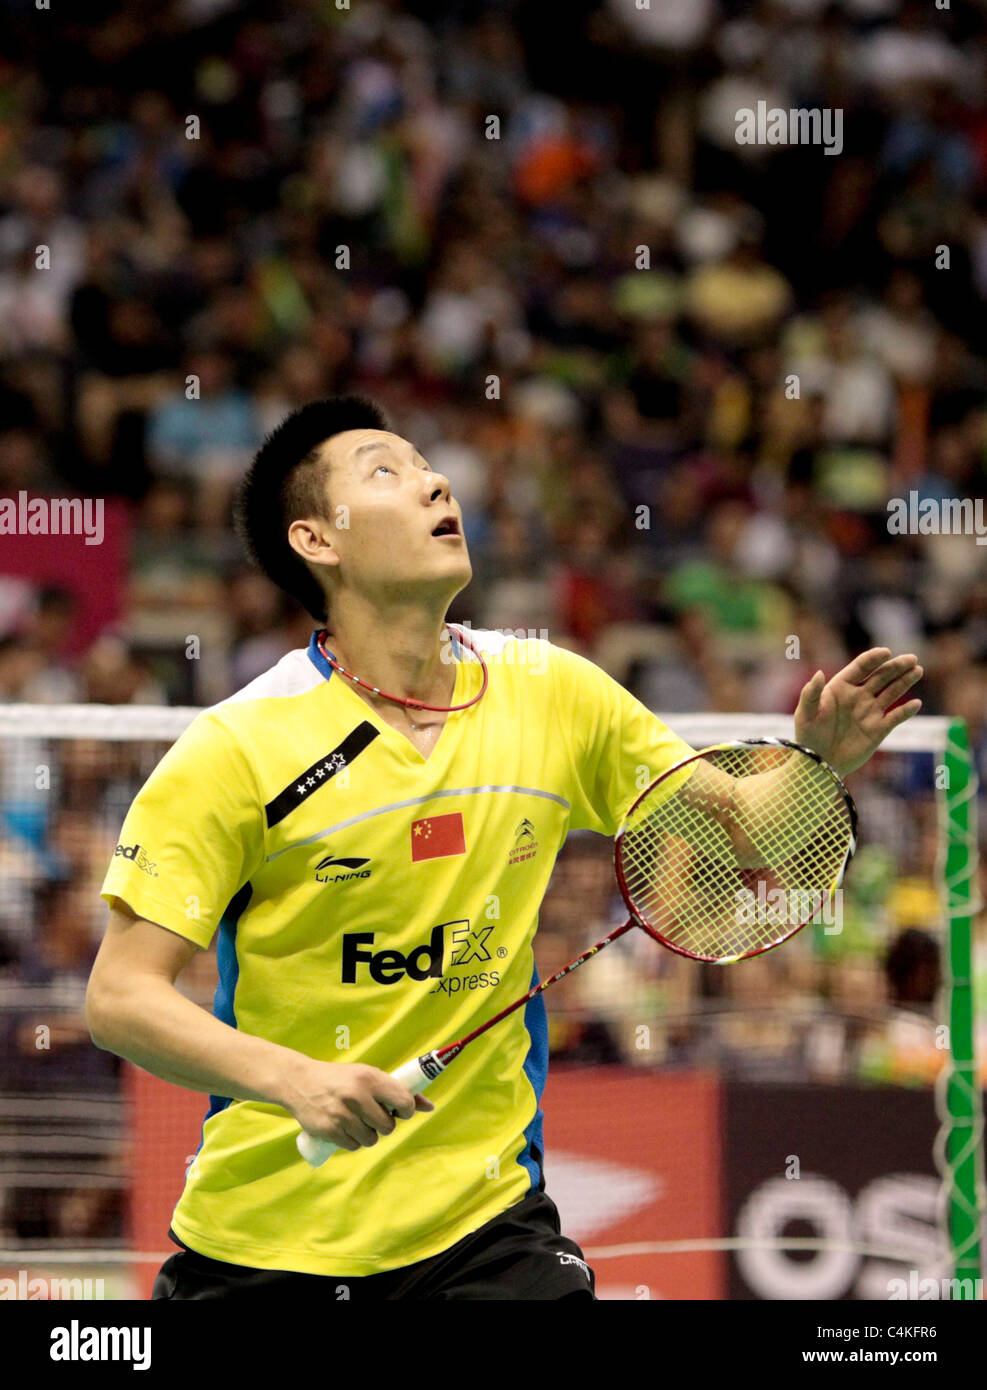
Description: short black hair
234,395,389,622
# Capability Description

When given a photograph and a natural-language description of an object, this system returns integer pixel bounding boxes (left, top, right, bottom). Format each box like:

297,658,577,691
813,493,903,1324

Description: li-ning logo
113,843,158,877
315,854,371,885
509,818,538,866
418,1054,443,1080
556,1252,591,1280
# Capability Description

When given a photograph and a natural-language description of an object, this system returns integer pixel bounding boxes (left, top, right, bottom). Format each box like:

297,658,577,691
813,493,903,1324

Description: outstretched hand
794,648,923,778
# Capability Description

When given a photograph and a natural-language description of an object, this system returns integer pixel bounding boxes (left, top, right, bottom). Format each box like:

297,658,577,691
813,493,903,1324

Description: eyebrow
353,440,421,464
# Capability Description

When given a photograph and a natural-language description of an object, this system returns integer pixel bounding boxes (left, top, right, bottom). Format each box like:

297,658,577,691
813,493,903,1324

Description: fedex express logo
341,920,501,992
113,842,158,877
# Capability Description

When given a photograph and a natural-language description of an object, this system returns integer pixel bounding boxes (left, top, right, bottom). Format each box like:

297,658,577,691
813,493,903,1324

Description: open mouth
431,518,461,538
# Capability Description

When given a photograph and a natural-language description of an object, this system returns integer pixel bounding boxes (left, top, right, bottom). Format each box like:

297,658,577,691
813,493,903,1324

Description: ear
288,516,341,569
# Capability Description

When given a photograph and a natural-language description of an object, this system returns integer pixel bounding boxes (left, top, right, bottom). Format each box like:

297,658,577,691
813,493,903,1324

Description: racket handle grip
296,1053,443,1168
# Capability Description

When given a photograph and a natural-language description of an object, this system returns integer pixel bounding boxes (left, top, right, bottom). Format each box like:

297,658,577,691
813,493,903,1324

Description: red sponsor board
127,1065,205,1299
0,494,129,654
541,1067,724,1300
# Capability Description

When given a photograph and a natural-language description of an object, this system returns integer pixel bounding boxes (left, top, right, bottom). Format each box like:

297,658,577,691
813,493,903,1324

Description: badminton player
87,395,922,1300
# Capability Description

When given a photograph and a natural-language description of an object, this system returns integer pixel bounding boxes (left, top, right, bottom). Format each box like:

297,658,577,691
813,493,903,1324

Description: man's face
298,428,472,606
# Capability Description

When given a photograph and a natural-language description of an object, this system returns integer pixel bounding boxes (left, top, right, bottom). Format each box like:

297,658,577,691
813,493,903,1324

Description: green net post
940,719,984,1293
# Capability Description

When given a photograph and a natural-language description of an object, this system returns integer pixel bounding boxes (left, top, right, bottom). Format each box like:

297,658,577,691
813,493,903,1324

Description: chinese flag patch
411,812,466,862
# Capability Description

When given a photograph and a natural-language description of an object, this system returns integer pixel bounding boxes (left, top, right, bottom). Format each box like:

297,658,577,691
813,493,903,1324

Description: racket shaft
449,919,635,1051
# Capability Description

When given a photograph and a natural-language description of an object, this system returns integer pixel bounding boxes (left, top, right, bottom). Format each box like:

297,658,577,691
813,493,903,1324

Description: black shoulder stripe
265,721,380,828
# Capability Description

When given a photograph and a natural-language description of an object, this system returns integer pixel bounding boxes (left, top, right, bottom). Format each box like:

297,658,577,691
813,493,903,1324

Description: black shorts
152,1190,596,1301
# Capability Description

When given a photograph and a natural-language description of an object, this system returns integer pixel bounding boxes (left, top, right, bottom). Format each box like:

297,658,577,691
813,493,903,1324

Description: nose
425,471,451,504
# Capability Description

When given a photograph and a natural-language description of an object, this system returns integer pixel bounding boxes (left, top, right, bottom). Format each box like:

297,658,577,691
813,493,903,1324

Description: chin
436,547,471,574
450,561,473,594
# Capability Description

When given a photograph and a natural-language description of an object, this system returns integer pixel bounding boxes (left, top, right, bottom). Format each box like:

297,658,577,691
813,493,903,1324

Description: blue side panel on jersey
198,882,252,1144
517,963,549,1190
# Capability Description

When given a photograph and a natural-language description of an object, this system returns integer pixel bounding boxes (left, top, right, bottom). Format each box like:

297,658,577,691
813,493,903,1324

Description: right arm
86,901,432,1152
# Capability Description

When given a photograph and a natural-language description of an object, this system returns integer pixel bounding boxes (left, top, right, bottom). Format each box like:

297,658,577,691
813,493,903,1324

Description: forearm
732,753,839,865
87,973,303,1106
683,752,837,867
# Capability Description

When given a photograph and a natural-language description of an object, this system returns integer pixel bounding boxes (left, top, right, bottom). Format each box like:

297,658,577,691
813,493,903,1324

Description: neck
322,591,456,708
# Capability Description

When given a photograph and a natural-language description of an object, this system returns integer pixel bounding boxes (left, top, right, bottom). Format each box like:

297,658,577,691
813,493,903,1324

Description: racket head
614,737,858,964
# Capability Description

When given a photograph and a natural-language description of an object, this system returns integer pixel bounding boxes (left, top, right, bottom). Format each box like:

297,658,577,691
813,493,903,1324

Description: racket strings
619,745,853,961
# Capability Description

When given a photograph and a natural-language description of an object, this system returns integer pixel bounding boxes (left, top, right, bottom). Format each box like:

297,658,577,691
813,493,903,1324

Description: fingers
319,1114,366,1152
884,697,922,730
321,1092,405,1152
840,648,892,684
351,1078,414,1136
798,669,825,713
315,1103,391,1153
346,1085,433,1144
874,663,923,711
376,1076,419,1122
336,1117,374,1152
864,652,921,695
342,1073,422,1150
354,1095,399,1137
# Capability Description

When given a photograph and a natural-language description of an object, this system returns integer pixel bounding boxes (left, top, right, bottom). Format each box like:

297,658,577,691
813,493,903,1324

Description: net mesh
0,706,982,1301
619,742,854,960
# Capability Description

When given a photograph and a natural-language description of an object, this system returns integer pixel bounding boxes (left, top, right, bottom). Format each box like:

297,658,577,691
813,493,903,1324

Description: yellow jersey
100,627,694,1275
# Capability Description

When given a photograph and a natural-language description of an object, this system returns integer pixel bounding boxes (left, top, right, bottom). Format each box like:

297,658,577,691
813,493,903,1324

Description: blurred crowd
1,0,987,1172
1,0,987,724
